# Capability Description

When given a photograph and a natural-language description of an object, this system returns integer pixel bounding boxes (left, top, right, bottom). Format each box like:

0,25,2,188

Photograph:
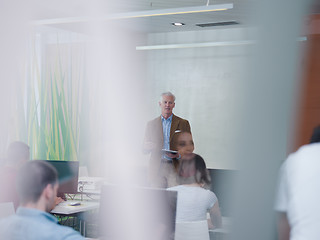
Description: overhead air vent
196,21,239,27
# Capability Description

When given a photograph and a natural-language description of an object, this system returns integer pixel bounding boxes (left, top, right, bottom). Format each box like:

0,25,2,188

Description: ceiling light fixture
32,3,233,25
135,37,307,51
109,4,233,19
136,40,254,51
172,22,185,26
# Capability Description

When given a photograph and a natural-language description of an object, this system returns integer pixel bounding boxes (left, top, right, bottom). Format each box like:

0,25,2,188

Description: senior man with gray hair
143,91,191,188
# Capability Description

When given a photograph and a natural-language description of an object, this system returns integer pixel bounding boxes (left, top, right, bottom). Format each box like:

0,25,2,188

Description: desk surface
51,201,99,215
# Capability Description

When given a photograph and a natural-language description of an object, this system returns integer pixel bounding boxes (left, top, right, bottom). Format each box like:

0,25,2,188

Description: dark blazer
143,114,191,177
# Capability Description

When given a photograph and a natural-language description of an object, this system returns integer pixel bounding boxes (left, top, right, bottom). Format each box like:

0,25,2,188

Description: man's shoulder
297,142,320,153
172,114,189,122
150,116,161,121
35,218,84,239
288,143,320,162
0,210,84,240
35,211,84,239
279,143,320,178
147,116,161,125
147,114,189,122
172,115,190,129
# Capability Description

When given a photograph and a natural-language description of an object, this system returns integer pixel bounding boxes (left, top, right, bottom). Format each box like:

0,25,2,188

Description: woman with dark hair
168,154,222,229
162,131,195,187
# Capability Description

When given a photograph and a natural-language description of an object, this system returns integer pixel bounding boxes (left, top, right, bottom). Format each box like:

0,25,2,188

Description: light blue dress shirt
161,114,173,160
161,114,173,150
0,207,84,240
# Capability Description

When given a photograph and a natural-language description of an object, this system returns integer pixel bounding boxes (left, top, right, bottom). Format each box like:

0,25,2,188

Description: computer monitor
38,160,79,194
99,184,177,240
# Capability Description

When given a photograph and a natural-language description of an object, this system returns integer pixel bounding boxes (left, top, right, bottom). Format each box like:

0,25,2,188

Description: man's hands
55,197,64,206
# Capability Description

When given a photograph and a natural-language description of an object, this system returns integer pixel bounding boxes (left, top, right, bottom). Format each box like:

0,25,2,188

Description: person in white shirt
168,153,222,229
275,125,320,240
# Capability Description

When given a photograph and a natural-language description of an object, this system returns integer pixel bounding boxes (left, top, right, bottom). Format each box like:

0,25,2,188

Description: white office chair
175,220,210,240
0,202,15,219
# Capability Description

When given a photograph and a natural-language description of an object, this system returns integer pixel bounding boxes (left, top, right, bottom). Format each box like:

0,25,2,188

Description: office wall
143,27,255,169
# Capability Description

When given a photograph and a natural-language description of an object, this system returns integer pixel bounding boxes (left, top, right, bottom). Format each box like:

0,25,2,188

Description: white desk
51,201,99,215
52,201,100,237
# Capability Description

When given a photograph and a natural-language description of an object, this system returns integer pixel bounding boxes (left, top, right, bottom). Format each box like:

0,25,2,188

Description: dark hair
194,154,211,185
310,125,320,143
178,154,211,185
7,141,30,163
17,161,58,204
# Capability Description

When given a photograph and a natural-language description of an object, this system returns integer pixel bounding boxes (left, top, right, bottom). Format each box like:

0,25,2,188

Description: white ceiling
30,0,257,33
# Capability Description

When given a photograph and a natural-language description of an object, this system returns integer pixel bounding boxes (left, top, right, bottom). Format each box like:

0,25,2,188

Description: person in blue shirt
0,160,84,240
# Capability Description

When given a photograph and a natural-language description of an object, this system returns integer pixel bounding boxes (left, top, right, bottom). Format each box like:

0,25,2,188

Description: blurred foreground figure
143,92,191,188
0,141,30,209
0,161,84,240
99,184,177,240
168,153,222,229
275,125,320,240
